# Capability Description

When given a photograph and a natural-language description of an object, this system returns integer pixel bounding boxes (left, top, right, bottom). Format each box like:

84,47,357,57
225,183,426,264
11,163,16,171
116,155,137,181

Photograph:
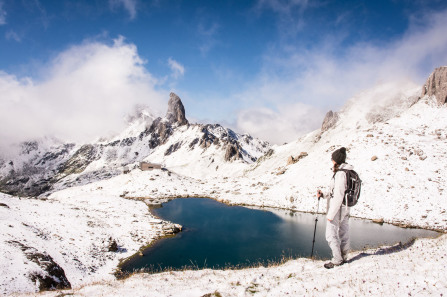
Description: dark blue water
120,198,438,273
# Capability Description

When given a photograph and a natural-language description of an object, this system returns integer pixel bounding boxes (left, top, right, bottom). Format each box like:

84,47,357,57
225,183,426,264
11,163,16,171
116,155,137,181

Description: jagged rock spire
421,66,447,105
166,92,188,125
321,110,339,132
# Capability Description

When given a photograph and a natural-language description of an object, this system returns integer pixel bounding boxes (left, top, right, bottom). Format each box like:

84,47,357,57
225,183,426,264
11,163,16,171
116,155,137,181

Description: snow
0,190,177,295
19,234,447,296
1,85,447,295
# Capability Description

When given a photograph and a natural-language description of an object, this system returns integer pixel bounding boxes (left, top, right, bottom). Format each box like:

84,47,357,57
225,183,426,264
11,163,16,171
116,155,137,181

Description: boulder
108,238,119,252
276,168,287,175
163,224,183,235
287,156,296,165
287,152,308,165
372,218,384,225
421,66,447,105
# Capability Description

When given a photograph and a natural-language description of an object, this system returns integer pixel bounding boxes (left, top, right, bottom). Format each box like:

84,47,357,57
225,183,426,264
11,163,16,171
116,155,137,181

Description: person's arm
326,171,347,221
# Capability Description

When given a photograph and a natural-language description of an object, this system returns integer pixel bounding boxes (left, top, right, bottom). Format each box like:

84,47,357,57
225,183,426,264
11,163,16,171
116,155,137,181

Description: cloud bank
233,8,447,144
236,103,323,145
0,37,166,149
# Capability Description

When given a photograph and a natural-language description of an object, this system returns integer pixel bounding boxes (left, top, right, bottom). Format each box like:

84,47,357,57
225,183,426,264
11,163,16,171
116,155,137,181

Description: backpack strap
336,169,350,210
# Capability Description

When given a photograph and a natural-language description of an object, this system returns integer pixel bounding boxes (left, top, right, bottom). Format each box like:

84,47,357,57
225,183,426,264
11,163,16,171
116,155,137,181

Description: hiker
317,147,354,269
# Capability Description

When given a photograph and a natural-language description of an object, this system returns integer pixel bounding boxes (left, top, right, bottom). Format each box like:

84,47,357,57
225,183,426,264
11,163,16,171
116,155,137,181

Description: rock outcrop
8,241,71,291
321,110,339,132
224,143,242,162
421,66,447,105
140,117,174,149
287,152,308,165
166,92,188,125
57,144,99,177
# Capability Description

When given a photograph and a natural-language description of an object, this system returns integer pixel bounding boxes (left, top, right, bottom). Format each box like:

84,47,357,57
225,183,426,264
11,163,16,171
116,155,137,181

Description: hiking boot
324,262,343,269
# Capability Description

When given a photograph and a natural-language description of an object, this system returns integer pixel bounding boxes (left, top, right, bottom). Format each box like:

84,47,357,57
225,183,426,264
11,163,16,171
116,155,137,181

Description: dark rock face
141,117,174,149
165,141,183,156
224,144,242,161
57,144,99,177
421,66,447,105
166,92,188,125
8,241,71,291
120,137,136,147
35,144,75,166
200,126,218,148
321,110,339,132
199,124,250,162
0,143,75,197
189,138,200,149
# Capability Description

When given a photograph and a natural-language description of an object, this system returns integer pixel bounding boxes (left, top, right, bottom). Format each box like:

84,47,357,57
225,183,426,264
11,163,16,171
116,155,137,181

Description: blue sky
1,0,447,146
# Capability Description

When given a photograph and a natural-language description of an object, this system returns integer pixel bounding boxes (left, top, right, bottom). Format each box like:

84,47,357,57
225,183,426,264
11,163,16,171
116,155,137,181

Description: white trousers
325,207,350,264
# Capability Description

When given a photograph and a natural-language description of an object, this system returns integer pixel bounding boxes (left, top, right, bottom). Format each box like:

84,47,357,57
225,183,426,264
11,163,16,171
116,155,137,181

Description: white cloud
233,9,447,144
0,36,167,148
167,58,185,79
5,30,20,42
236,104,324,145
109,0,138,19
0,1,6,25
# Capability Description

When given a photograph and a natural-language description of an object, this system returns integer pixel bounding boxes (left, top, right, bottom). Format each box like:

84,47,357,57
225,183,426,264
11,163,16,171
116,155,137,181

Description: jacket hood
339,163,354,170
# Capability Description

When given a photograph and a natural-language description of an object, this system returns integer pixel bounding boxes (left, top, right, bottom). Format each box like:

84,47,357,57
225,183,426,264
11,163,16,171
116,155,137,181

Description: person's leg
339,207,350,262
325,209,343,265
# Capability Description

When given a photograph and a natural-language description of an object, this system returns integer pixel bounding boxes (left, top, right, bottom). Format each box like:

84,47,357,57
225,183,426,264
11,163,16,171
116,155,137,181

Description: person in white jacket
317,147,352,269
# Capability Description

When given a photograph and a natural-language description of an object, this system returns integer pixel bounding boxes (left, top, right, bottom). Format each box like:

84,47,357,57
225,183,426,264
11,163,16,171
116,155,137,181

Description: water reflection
120,198,438,273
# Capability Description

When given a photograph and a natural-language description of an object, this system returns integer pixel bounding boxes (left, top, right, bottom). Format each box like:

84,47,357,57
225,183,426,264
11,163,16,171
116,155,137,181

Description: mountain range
0,92,270,197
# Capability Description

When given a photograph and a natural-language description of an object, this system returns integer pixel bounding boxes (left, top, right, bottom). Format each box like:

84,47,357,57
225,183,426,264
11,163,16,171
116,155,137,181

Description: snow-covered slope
0,172,183,295
227,81,447,230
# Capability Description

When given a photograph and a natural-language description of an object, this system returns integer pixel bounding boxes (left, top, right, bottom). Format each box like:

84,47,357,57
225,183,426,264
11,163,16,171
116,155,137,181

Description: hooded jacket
326,163,354,221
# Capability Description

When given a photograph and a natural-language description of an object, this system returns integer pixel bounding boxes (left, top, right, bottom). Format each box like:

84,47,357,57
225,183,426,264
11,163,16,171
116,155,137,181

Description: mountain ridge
0,93,270,197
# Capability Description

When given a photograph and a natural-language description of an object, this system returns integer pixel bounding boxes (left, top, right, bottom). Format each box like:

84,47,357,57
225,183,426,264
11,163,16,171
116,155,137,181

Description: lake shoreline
118,197,441,277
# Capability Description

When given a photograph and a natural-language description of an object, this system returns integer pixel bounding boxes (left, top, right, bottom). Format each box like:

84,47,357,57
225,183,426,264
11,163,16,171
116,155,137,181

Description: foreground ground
28,233,447,296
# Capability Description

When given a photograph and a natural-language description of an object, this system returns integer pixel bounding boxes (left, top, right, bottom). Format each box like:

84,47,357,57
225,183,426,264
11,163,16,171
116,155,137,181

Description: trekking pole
310,196,321,259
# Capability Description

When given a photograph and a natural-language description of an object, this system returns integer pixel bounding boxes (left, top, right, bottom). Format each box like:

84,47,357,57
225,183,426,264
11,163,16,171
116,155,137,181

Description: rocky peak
421,66,447,105
321,110,339,132
166,92,188,126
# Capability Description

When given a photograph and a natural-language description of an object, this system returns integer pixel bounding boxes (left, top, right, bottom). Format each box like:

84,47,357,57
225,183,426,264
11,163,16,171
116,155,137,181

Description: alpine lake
120,198,439,273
